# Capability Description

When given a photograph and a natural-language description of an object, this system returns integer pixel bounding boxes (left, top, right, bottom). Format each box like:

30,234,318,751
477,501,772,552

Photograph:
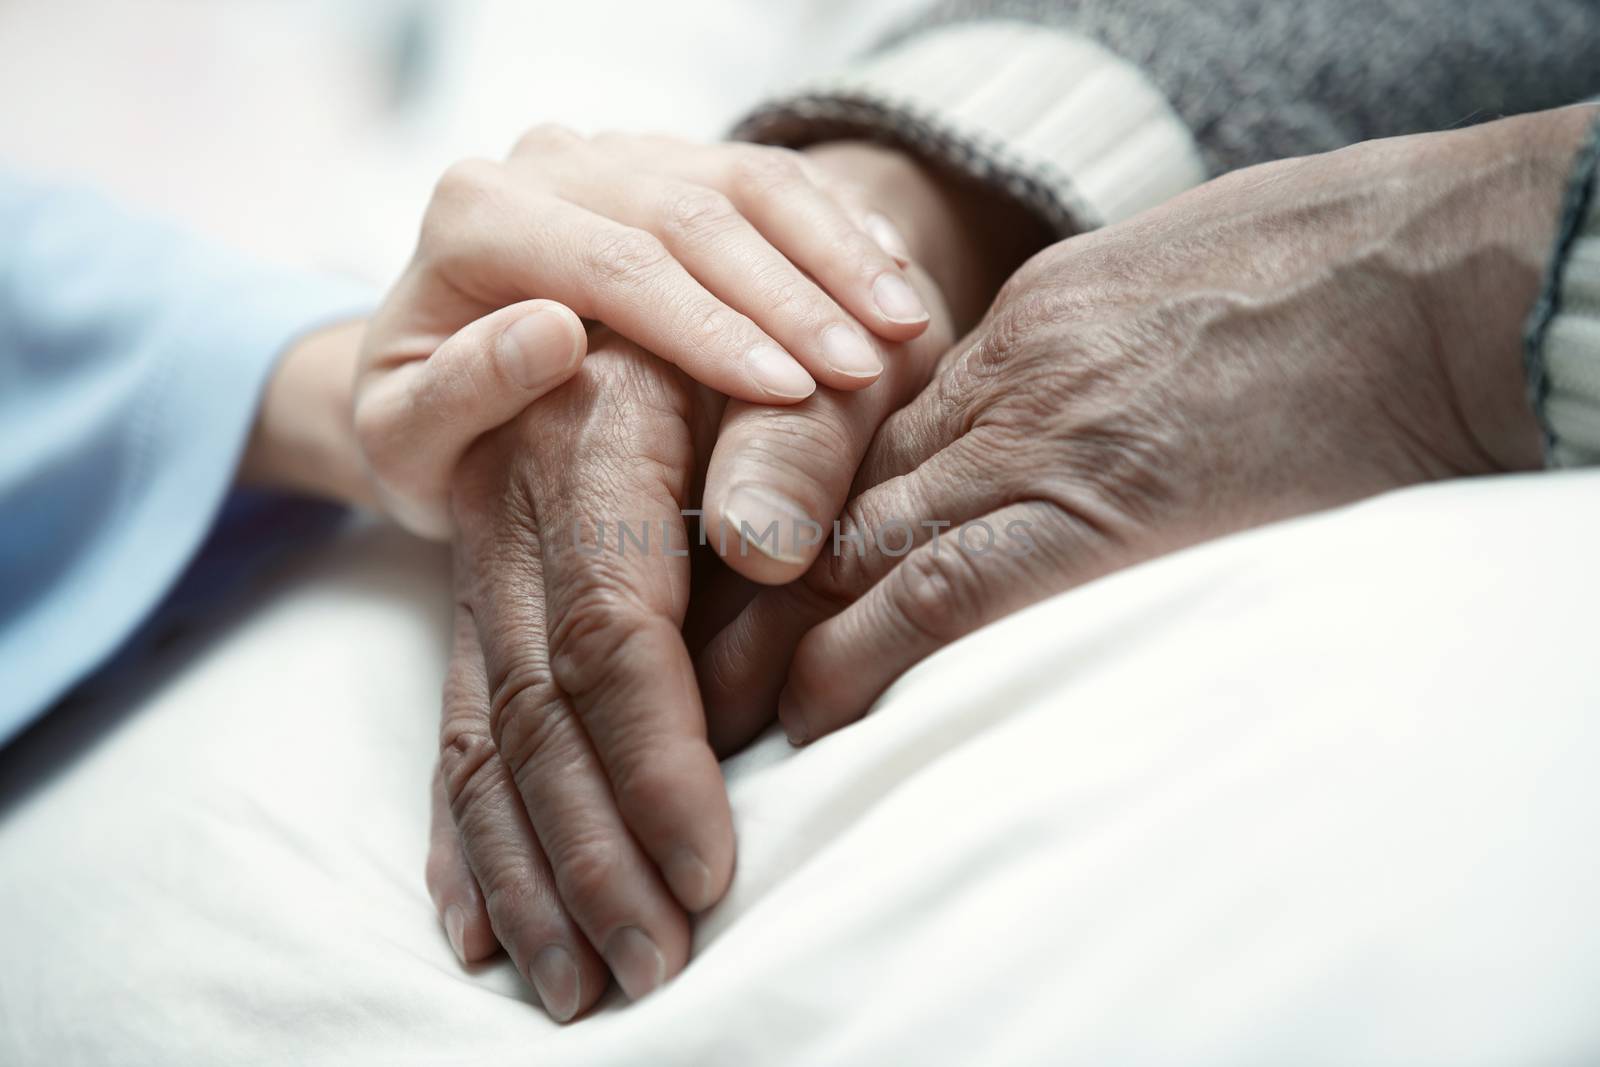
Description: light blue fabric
0,171,375,747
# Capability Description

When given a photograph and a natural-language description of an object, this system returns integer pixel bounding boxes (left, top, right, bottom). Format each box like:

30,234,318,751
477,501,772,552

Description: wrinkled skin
415,135,1002,1021
427,262,953,1019
435,336,720,1020
424,106,1591,1020
697,109,1586,750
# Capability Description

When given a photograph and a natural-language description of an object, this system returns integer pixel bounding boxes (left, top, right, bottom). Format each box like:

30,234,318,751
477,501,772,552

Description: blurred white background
0,0,922,284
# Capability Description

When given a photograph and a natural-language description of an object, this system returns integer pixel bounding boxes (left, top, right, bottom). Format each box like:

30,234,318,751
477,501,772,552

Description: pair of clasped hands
343,127,1039,1021
303,107,1583,1021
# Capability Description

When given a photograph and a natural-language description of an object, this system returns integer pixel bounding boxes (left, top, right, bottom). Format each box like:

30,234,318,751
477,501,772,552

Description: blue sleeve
0,171,377,746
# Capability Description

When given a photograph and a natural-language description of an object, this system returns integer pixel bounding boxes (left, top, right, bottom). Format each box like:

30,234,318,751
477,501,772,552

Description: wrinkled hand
414,139,1025,1017
424,331,728,1019
423,267,956,1018
699,108,1589,748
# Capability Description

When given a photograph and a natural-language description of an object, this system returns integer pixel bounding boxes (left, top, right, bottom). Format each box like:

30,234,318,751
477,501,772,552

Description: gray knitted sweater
736,0,1600,465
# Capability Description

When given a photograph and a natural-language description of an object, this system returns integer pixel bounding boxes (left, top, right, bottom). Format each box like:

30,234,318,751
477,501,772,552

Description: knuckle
587,128,632,150
550,830,625,905
1045,417,1178,530
967,303,1054,381
607,746,681,822
890,543,983,643
437,716,501,815
484,657,568,778
745,263,814,318
481,877,545,949
420,158,504,258
510,121,581,159
586,228,671,288
810,171,868,210
430,157,502,215
731,145,804,194
685,301,746,352
658,187,739,243
806,502,876,611
546,578,648,702
1004,240,1073,297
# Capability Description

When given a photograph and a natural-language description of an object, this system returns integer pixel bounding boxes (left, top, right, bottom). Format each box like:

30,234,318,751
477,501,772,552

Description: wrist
240,317,377,508
801,141,1054,332
1405,108,1597,472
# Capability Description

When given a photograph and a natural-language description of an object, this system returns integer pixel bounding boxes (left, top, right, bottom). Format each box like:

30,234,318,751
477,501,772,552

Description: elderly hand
422,267,961,1017
412,135,1042,1017
699,107,1593,749
421,330,726,1019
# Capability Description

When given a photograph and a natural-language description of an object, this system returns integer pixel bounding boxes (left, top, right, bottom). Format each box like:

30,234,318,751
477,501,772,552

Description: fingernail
723,483,813,564
872,273,929,325
820,325,883,380
664,847,715,912
497,308,582,390
746,343,816,400
531,945,581,1022
444,904,467,964
865,212,912,266
784,720,809,747
603,926,667,1001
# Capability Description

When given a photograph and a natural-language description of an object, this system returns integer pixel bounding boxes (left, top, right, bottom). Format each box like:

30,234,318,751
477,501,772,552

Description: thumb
357,299,587,537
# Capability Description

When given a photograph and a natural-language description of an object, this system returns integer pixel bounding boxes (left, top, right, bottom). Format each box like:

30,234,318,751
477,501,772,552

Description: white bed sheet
3,471,1598,1065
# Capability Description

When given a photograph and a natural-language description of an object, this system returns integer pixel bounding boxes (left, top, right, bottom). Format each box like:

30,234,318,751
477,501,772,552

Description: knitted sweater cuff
1525,105,1600,469
731,20,1205,240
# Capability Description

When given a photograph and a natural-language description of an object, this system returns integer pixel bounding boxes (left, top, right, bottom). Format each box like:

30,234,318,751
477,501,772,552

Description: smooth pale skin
354,130,945,539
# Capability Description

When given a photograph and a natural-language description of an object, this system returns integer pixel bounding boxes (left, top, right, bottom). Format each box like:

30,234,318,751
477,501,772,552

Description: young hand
351,128,931,537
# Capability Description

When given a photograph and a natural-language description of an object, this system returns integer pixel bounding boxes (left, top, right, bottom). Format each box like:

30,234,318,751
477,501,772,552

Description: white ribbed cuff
1542,219,1600,468
736,21,1207,235
1529,110,1600,469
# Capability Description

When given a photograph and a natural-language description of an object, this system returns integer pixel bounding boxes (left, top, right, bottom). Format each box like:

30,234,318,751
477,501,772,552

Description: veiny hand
415,139,1037,1017
422,270,958,1017
699,107,1593,750
353,128,933,537
419,329,726,1019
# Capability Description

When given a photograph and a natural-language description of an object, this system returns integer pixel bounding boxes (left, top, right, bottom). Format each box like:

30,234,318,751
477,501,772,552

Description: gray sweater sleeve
877,0,1599,175
735,0,1600,236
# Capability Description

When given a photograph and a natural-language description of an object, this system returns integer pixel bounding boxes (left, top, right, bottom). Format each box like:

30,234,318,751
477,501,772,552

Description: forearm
1404,106,1600,472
